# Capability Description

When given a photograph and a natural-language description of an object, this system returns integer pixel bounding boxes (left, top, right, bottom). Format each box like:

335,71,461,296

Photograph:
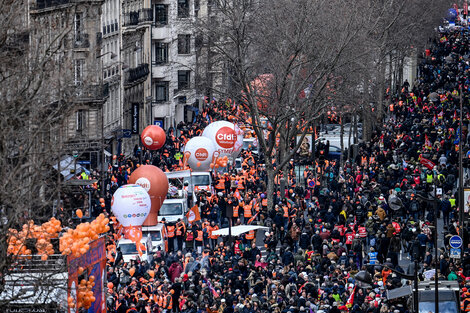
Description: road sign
450,248,461,259
449,235,463,249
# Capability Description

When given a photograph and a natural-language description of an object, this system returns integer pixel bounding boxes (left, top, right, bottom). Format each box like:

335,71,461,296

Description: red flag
346,286,356,308
247,212,259,225
464,0,468,16
424,134,432,150
186,205,201,224
420,157,435,170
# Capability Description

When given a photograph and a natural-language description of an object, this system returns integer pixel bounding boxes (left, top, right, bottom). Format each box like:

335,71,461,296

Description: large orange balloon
141,125,166,150
128,165,169,226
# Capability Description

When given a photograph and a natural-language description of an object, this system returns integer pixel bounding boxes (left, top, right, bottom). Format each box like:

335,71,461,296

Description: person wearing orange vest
195,226,203,254
209,221,219,248
245,229,255,242
243,201,253,223
167,224,176,252
176,219,186,251
162,291,173,311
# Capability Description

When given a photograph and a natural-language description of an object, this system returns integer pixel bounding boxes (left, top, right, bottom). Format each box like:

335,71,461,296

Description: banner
67,237,107,313
420,157,435,170
132,103,139,134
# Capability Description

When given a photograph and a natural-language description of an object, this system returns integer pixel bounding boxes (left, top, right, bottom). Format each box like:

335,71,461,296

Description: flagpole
459,85,464,250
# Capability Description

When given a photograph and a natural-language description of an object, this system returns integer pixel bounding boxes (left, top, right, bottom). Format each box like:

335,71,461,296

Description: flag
453,110,457,123
247,212,259,225
432,114,437,126
420,157,435,170
186,205,201,224
454,127,460,145
204,279,219,298
438,110,444,119
346,286,356,308
424,135,432,150
402,159,408,169
233,189,242,200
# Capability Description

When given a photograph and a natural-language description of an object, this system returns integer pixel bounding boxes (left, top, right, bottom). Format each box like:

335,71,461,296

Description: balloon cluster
7,218,62,260
123,226,146,256
59,214,110,257
68,273,96,309
211,155,229,169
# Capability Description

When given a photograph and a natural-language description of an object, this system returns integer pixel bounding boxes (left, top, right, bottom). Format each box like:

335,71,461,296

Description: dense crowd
75,27,470,313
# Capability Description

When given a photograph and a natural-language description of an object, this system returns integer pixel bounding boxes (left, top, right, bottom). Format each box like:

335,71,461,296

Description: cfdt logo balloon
128,165,169,226
141,125,166,150
216,127,237,148
111,184,151,227
202,121,239,158
184,136,216,171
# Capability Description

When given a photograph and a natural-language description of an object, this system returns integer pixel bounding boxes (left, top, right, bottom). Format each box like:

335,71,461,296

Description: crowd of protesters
71,26,470,313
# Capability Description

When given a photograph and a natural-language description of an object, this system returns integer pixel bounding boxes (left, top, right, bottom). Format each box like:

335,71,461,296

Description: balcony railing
33,0,70,10
125,63,149,86
124,11,140,26
139,8,153,23
73,33,90,49
74,83,109,102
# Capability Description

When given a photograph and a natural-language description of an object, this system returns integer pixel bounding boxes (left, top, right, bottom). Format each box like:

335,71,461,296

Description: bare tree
0,0,81,306
198,0,369,209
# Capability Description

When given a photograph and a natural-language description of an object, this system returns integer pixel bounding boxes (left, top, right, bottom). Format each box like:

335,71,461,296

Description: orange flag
186,205,201,224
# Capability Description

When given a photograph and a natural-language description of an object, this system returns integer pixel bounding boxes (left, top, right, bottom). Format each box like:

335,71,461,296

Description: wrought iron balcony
124,63,149,86
74,83,109,103
124,11,140,26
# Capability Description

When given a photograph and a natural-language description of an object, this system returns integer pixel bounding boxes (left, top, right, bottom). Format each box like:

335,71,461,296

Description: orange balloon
129,268,135,276
107,282,114,289
128,165,169,226
76,209,83,218
141,125,166,150
99,198,105,203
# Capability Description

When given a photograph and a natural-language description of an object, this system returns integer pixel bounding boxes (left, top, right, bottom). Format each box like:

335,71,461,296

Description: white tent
211,225,269,237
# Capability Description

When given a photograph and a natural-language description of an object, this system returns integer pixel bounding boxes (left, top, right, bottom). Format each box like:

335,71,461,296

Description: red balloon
128,165,169,226
141,125,166,150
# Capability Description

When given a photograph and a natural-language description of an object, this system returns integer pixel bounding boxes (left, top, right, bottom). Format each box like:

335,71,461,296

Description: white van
158,198,187,223
117,238,150,263
186,171,213,193
142,223,167,252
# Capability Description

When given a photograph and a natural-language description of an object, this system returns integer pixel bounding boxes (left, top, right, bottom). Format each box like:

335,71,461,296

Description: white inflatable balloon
202,121,242,158
111,184,151,227
184,136,216,171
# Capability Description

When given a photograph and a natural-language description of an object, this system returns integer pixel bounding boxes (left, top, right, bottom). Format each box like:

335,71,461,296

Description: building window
177,34,190,54
74,59,85,86
177,0,189,18
74,13,83,42
154,4,168,26
155,81,169,102
76,110,85,133
178,70,190,90
155,42,168,64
